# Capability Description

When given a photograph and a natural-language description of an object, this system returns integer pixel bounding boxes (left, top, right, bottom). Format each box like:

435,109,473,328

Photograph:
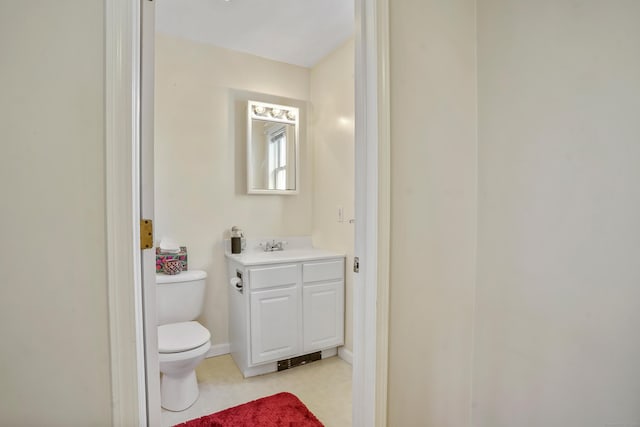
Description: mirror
247,100,299,194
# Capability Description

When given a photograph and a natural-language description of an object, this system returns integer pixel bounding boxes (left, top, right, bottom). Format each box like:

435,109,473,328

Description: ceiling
155,0,355,68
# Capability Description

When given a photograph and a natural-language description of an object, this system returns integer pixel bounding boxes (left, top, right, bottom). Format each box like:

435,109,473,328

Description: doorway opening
104,0,389,425
152,2,355,424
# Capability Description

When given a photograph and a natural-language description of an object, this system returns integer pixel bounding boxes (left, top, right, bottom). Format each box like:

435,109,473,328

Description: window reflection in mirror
268,124,287,190
247,101,299,194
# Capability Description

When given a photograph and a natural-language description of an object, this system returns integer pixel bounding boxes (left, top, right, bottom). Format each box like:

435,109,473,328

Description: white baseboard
205,342,230,358
338,347,353,365
321,347,338,359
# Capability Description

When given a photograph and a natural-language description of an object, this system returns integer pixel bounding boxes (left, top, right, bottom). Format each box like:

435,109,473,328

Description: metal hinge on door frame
140,219,153,249
353,256,360,273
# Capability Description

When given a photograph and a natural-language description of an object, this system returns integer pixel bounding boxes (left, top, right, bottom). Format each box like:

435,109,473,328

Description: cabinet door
303,280,344,352
250,286,299,365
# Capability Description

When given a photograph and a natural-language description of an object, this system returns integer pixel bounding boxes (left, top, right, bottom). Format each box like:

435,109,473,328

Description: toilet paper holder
230,270,243,293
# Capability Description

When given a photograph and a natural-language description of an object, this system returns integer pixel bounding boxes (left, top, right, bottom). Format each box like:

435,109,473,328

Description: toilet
156,270,211,411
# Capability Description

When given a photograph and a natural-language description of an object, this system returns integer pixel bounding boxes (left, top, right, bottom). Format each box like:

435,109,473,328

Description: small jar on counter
231,226,244,254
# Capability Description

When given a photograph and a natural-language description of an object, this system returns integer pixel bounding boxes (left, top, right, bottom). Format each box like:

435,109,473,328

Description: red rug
174,392,324,427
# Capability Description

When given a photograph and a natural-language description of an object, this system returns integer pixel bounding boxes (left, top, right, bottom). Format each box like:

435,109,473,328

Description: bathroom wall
0,1,112,425
473,1,640,425
387,1,478,426
310,38,355,354
387,1,640,425
154,34,312,348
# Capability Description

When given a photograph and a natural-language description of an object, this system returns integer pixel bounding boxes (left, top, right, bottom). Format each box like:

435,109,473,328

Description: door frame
105,0,147,425
105,0,390,425
353,0,390,426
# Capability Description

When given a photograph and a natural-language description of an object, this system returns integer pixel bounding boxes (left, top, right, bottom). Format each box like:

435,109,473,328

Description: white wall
388,2,640,425
473,1,640,426
0,1,112,425
310,38,355,353
154,34,312,347
387,1,478,426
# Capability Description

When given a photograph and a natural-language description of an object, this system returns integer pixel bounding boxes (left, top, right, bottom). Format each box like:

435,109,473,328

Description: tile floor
161,354,352,427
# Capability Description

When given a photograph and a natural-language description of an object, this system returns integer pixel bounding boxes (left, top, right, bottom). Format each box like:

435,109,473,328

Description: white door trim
374,0,391,423
353,0,390,426
105,0,146,425
140,0,162,425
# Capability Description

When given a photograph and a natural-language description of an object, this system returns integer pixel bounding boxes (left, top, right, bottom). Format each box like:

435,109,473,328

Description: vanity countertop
226,248,345,266
224,236,345,267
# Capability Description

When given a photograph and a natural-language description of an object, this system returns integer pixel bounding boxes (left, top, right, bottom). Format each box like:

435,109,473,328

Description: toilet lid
158,321,211,353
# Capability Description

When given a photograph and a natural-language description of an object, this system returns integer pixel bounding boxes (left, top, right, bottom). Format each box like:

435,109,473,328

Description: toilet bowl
156,271,211,411
158,321,211,411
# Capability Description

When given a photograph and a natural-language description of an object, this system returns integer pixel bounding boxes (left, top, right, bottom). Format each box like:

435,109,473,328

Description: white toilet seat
158,321,211,353
158,340,211,363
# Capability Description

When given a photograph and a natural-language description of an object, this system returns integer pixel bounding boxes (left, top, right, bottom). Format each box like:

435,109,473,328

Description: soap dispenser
230,226,244,254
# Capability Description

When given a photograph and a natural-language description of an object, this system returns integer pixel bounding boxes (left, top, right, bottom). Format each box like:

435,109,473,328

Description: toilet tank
156,270,207,325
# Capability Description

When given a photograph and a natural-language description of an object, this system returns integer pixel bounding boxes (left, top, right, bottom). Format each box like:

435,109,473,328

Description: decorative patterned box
156,246,188,273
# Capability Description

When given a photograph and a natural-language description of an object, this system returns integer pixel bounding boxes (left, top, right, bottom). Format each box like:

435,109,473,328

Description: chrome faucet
263,240,285,252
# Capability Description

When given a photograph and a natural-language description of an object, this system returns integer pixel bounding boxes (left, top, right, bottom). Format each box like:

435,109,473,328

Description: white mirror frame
247,100,300,195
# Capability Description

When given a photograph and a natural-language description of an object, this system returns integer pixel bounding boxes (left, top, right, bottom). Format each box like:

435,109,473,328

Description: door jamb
105,0,146,425
353,0,390,425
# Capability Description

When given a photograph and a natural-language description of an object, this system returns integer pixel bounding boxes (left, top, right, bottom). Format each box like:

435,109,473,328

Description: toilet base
158,340,211,412
161,369,199,412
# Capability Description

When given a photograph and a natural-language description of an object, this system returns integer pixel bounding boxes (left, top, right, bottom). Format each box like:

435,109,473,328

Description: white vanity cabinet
250,285,300,364
248,263,299,365
302,260,345,353
226,248,344,378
